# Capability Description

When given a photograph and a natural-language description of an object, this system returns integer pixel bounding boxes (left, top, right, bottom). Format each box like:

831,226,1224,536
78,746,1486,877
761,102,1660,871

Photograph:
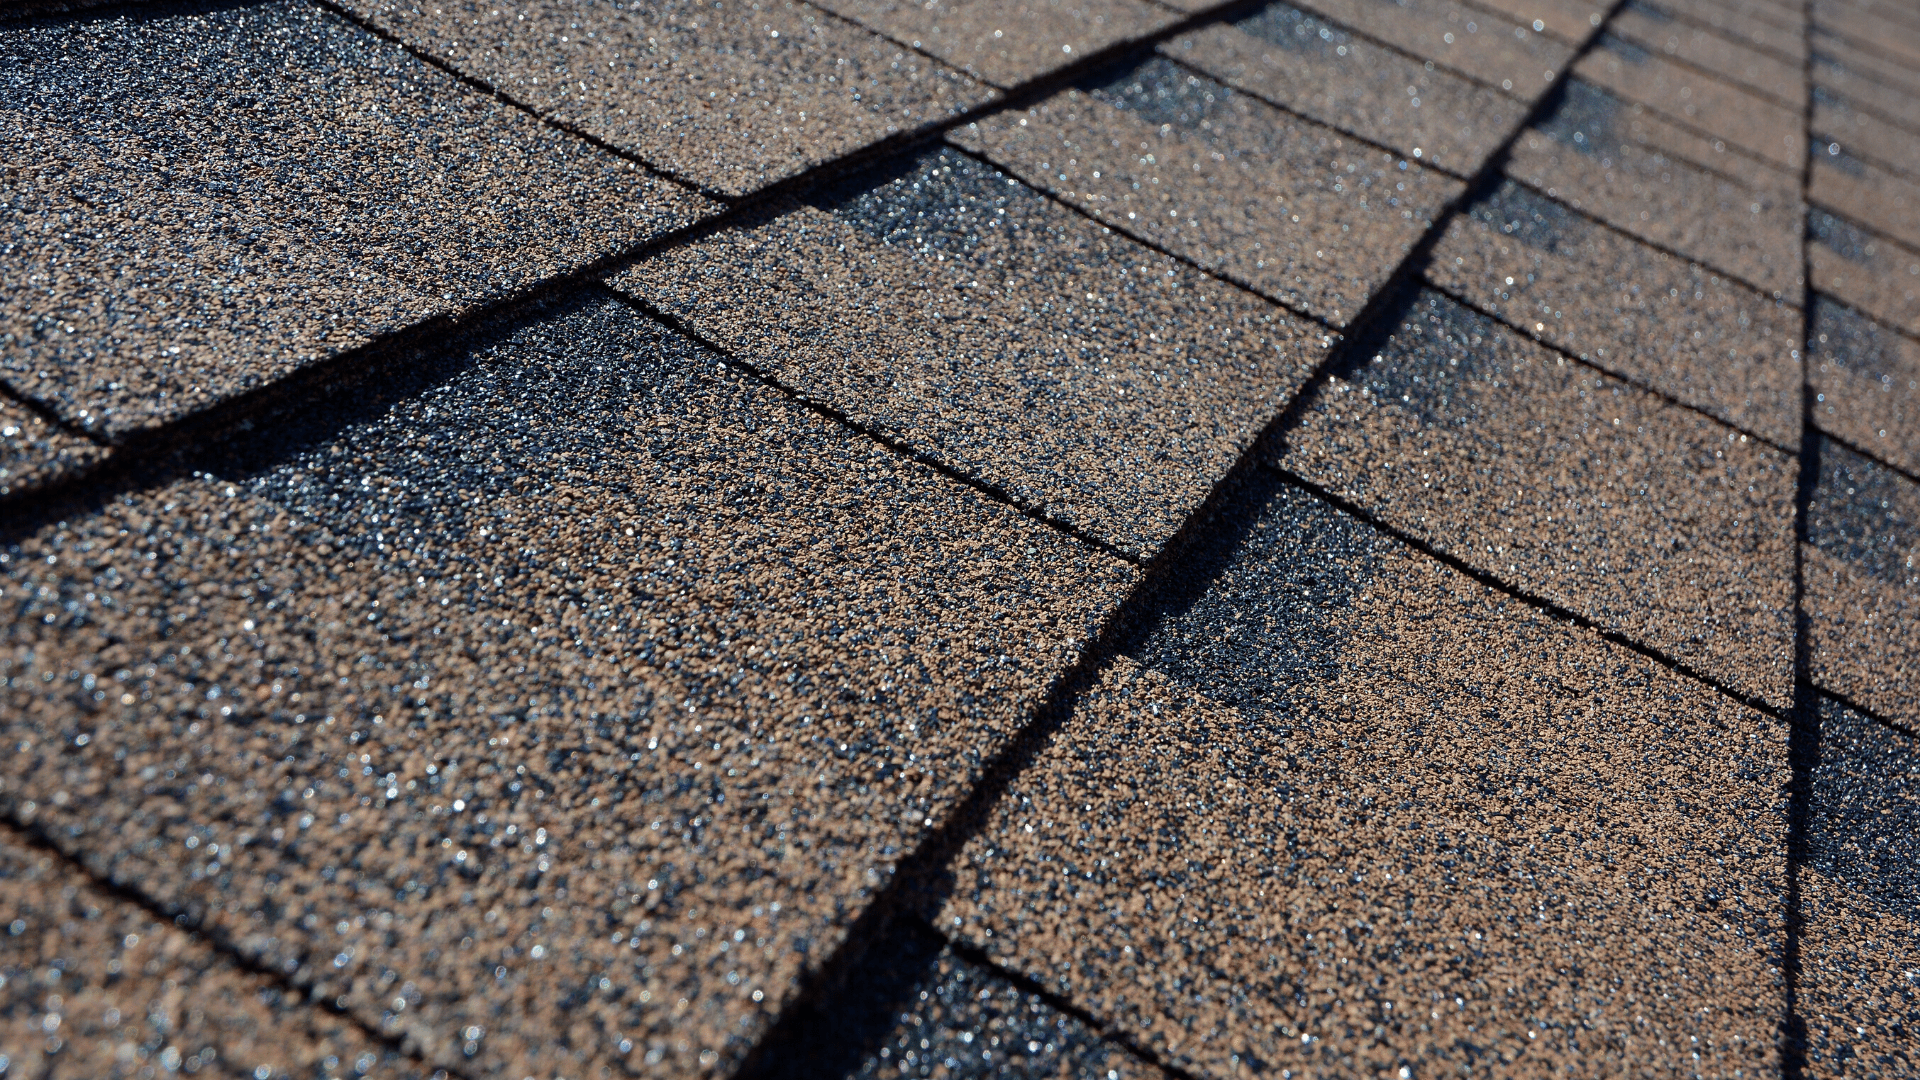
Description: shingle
0,1,711,442
1572,34,1804,172
1813,26,1920,95
331,0,995,196
909,479,1787,1078
749,920,1149,1079
0,291,1137,1079
0,830,423,1080
1811,148,1920,252
1804,438,1920,726
1649,0,1806,59
1609,4,1805,102
1272,289,1798,706
1457,0,1606,43
1506,91,1803,297
1427,179,1803,444
612,147,1333,558
0,398,104,499
1815,0,1920,68
1528,77,1799,193
1815,89,1920,178
803,0,1178,87
1290,0,1577,99
949,56,1463,323
1799,695,1920,1078
1809,210,1920,338
1813,48,1920,130
1161,3,1528,175
1811,298,1920,475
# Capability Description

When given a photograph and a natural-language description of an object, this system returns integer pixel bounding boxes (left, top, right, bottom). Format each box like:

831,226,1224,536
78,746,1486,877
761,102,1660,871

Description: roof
1,0,1916,1075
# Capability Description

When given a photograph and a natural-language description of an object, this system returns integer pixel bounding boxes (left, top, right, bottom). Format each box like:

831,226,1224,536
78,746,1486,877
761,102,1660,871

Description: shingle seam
1809,19,1920,73
1454,0,1604,44
1569,63,1808,179
1502,171,1798,298
1813,31,1920,97
0,813,465,1080
1266,462,1792,719
1807,198,1920,261
1634,0,1807,65
1421,278,1800,455
937,140,1348,334
1806,128,1920,189
1815,683,1920,740
0,378,103,448
1150,49,1489,181
1782,4,1819,1069
599,284,1147,566
1814,425,1920,487
1600,28,1809,110
1269,0,1577,101
930,918,1202,1080
733,5,1646,1064
1811,83,1920,142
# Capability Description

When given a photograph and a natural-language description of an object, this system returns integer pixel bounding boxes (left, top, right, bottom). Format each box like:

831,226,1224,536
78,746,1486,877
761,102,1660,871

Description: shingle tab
0,831,423,1080
0,292,1136,1079
1813,26,1920,94
1815,90,1920,179
910,479,1787,1078
1161,3,1528,175
1816,0,1920,69
1809,211,1920,338
1291,0,1577,98
613,148,1333,557
332,0,996,196
0,398,103,499
0,0,711,442
1651,0,1805,59
803,0,1179,87
1573,34,1805,172
1462,0,1606,43
1804,438,1920,726
1813,49,1920,130
1273,290,1798,706
1811,149,1920,252
950,57,1463,324
1506,91,1803,296
1609,4,1805,102
1810,298,1920,475
1429,179,1803,444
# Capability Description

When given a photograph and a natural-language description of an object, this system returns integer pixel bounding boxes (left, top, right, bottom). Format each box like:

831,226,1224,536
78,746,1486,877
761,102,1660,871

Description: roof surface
0,0,1916,1075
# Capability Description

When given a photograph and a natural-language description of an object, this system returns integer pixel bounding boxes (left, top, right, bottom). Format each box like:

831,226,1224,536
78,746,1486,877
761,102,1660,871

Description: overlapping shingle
1812,146,1920,253
1811,298,1920,474
1273,290,1797,706
0,398,102,499
0,292,1135,1078
910,478,1787,1077
1162,2,1529,175
1572,33,1804,172
1804,438,1920,726
803,0,1179,87
1609,4,1804,102
1291,0,1578,99
951,56,1464,323
1809,210,1920,338
613,148,1332,558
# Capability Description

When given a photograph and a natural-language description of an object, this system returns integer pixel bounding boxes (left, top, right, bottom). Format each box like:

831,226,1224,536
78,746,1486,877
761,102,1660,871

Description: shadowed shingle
910,477,1787,1078
1810,297,1920,475
1572,33,1804,172
613,147,1333,558
1608,4,1805,103
1272,289,1798,707
1812,146,1920,253
0,0,713,442
1428,178,1803,444
1804,438,1920,726
1808,210,1920,339
0,399,102,498
0,291,1135,1079
331,0,997,196
951,56,1464,324
1160,2,1529,175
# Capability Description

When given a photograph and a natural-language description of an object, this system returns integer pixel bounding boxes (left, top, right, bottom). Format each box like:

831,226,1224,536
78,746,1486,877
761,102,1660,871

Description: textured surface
333,0,997,195
1809,209,1920,339
1163,4,1529,175
1811,297,1920,474
1572,35,1804,172
1429,178,1803,444
1609,4,1804,102
1804,438,1920,726
0,0,712,439
913,479,1787,1078
1291,0,1578,100
803,0,1178,87
951,56,1463,324
1274,290,1797,705
0,400,103,499
0,293,1136,1078
614,148,1332,557
0,828,424,1080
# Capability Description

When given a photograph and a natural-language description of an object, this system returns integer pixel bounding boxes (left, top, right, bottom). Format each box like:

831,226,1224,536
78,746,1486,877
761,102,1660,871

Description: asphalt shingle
1572,33,1804,172
1609,3,1805,102
1815,90,1920,178
0,399,102,499
1809,210,1920,338
1465,0,1606,43
949,56,1464,324
1803,437,1920,726
1652,0,1805,60
331,0,996,196
1810,297,1920,475
910,477,1787,1078
0,829,424,1080
0,0,710,443
1161,2,1529,176
1812,149,1920,256
1506,85,1803,297
613,147,1332,558
1428,178,1804,444
1291,0,1578,99
1812,48,1920,131
1272,289,1798,707
803,0,1179,87
0,291,1136,1079
1813,26,1920,96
